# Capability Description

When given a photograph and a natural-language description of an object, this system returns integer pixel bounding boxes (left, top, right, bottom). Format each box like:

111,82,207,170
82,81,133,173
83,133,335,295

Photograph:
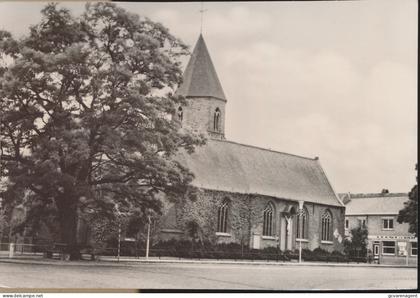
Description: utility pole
145,214,151,259
298,200,304,264
115,205,122,262
117,221,121,262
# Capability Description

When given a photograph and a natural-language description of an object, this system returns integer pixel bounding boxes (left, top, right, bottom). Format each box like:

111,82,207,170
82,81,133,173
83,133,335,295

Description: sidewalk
0,252,417,268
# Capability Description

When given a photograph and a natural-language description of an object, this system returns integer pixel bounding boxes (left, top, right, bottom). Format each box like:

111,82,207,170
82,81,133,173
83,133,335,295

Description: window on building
397,241,407,256
263,203,274,236
213,108,221,132
177,106,183,123
358,219,366,228
345,218,349,229
411,242,417,256
382,241,396,255
296,207,308,239
217,199,229,233
382,218,394,230
321,210,332,241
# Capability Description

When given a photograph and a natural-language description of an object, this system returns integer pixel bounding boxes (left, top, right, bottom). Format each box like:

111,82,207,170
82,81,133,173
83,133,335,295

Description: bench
43,243,68,260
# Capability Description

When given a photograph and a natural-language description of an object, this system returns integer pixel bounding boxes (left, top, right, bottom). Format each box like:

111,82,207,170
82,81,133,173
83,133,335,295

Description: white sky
0,1,417,194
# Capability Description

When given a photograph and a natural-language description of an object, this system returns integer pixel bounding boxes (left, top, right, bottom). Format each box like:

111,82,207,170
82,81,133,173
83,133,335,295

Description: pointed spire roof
176,34,226,101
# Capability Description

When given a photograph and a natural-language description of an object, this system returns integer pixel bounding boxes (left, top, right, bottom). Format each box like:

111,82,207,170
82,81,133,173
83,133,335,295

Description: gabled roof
176,139,344,207
176,34,226,101
344,194,409,215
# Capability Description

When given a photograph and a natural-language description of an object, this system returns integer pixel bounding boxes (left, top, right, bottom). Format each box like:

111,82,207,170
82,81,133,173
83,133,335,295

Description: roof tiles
176,34,226,101
176,139,344,207
345,194,409,215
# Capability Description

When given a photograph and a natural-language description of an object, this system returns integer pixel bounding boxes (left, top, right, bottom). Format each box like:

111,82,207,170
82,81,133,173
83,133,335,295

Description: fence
0,242,48,257
0,240,69,259
96,247,369,263
0,241,369,263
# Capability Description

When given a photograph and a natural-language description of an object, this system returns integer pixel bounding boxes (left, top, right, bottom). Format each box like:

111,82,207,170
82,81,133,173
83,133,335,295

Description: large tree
397,164,418,237
0,3,204,259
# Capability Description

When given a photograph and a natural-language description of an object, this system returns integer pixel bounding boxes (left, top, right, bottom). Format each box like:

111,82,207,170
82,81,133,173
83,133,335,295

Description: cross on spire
199,2,208,34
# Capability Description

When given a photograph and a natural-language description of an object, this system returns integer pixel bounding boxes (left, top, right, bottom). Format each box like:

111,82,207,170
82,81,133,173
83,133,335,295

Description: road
0,261,417,290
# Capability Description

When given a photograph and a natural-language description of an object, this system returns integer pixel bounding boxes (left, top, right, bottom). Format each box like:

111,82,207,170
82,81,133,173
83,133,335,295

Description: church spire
176,34,226,101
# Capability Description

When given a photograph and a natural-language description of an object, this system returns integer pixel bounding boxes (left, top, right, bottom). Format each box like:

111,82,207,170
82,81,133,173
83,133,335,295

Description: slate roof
176,34,226,101
176,139,344,207
345,194,409,215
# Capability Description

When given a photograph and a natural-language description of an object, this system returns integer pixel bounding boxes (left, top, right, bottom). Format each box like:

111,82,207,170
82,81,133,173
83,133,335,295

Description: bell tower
175,34,227,140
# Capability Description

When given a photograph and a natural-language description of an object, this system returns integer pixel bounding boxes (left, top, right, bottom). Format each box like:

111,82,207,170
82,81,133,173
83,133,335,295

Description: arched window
296,207,309,239
177,106,183,123
213,108,221,132
263,203,274,236
217,199,229,233
321,210,333,241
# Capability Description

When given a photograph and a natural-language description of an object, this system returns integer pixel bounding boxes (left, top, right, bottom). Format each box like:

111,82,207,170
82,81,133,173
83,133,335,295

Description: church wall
313,204,345,252
183,97,225,139
248,199,344,252
252,198,288,250
157,188,345,253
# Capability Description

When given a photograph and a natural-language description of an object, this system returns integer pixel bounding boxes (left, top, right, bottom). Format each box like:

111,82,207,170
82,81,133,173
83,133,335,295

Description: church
156,34,346,252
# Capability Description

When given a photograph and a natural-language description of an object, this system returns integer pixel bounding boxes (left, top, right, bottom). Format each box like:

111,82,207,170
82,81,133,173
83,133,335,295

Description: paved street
0,261,417,290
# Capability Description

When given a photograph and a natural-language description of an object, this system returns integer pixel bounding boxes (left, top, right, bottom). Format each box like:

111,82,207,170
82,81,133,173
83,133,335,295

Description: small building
343,193,417,265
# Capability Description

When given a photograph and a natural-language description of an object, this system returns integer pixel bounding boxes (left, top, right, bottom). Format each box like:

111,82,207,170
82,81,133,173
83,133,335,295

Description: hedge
96,239,362,262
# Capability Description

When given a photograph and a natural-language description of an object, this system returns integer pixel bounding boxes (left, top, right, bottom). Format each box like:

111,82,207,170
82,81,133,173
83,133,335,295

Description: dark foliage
343,226,368,258
0,3,205,260
397,164,418,237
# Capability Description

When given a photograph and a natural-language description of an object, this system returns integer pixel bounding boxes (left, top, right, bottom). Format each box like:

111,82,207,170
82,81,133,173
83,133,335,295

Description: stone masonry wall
182,97,226,139
159,188,345,252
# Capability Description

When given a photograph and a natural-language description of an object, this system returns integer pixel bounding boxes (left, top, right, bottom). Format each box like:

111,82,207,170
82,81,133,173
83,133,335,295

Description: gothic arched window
296,207,309,239
213,108,221,132
177,106,183,123
217,199,229,233
263,202,274,236
321,210,333,241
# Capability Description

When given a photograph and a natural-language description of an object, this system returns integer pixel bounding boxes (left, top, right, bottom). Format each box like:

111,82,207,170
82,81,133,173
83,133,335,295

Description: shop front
368,235,417,265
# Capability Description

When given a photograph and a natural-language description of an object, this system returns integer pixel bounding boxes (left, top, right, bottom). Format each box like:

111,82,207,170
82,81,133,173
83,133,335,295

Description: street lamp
115,205,122,262
298,200,304,264
117,221,121,262
145,214,151,260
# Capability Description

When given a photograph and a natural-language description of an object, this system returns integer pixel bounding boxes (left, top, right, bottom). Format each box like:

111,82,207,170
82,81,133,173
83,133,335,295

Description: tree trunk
57,195,80,260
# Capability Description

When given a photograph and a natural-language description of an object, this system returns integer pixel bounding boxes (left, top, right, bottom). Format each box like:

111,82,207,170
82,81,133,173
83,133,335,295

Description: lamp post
117,221,121,262
115,205,122,262
298,200,304,264
145,214,151,259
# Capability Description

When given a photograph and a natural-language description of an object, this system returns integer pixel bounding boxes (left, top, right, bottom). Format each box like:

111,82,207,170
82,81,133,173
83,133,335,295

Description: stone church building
157,34,345,252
